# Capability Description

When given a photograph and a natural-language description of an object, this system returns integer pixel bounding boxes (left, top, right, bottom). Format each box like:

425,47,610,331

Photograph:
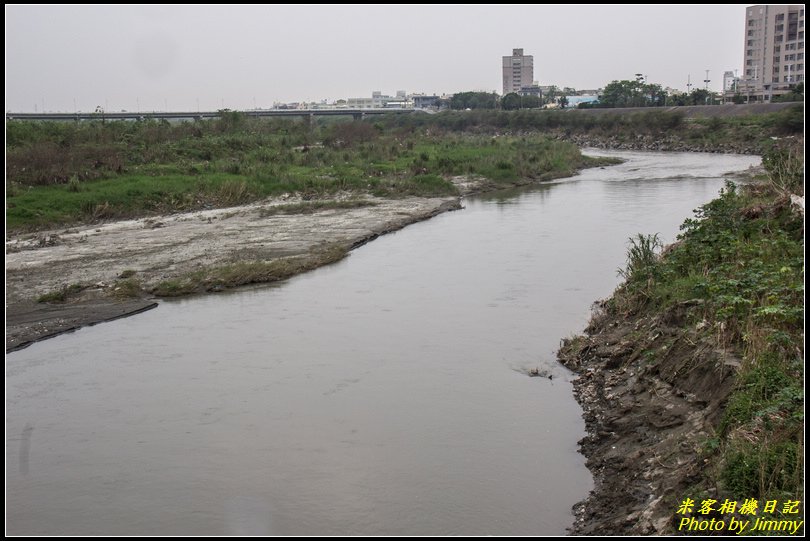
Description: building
721,71,741,102
566,95,599,108
738,5,805,102
723,70,737,92
502,48,534,95
346,91,413,109
518,84,542,97
412,94,441,109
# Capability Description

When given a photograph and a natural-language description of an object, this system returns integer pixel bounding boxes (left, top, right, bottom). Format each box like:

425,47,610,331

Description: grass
111,278,143,299
7,172,249,230
616,233,663,304
7,114,622,232
36,283,85,303
611,139,804,504
151,243,349,297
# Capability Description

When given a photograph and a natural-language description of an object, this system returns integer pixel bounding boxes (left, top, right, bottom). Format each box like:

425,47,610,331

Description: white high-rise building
740,5,805,101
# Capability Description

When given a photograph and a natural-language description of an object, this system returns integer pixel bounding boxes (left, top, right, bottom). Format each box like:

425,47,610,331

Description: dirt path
6,193,462,352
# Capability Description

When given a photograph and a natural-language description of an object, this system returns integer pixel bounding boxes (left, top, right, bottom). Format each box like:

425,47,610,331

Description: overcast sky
6,4,747,112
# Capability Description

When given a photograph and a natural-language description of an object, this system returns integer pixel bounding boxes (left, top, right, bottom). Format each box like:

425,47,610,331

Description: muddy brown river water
5,150,760,535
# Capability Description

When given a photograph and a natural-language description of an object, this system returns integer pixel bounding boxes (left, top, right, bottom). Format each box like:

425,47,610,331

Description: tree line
445,78,804,111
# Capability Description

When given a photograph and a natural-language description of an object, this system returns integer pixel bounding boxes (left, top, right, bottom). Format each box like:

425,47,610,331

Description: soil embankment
558,303,739,534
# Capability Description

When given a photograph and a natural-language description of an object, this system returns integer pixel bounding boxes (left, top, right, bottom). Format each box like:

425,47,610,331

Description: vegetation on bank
6,107,802,233
151,243,349,297
373,104,803,139
6,115,615,232
610,139,804,515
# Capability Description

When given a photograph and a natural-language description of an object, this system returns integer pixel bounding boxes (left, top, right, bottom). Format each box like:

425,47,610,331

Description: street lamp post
703,70,711,105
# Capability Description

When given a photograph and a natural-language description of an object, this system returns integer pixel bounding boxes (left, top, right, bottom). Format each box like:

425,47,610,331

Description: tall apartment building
502,48,534,95
740,5,805,101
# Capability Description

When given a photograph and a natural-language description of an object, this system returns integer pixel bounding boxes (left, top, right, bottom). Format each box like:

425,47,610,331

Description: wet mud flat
6,194,461,351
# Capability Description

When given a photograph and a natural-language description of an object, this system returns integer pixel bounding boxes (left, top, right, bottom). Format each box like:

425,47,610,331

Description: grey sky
6,4,746,112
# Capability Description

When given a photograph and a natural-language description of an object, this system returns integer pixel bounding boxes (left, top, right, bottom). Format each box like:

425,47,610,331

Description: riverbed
5,150,760,535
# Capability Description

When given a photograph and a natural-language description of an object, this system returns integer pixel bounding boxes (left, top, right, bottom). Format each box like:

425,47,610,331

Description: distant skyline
6,4,747,112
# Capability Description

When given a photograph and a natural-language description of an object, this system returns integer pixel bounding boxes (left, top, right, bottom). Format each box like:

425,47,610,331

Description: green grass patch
111,278,144,299
7,172,250,230
7,120,602,231
722,440,802,499
36,283,85,303
152,243,349,297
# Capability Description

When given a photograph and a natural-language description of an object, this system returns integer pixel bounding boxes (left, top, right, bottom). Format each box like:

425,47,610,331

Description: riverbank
557,132,768,154
9,157,618,352
7,117,619,351
557,140,804,534
5,193,463,352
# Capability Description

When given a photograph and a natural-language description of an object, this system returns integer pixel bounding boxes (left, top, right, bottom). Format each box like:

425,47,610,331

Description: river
5,150,760,535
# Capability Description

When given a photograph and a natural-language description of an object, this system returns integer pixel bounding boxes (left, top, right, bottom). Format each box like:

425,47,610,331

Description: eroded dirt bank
6,194,460,351
558,302,740,534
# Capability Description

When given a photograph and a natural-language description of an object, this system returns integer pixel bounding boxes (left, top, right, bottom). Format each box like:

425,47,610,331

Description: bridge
5,108,420,122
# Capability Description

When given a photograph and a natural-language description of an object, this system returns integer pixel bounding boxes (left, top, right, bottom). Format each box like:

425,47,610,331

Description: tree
599,80,645,107
666,92,689,106
599,79,669,108
450,91,499,110
434,97,451,110
501,93,521,110
545,85,559,104
688,88,715,105
646,84,667,106
520,95,543,109
558,96,569,109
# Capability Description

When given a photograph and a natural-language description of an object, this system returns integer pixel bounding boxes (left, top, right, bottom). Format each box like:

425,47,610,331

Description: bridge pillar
352,112,365,121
